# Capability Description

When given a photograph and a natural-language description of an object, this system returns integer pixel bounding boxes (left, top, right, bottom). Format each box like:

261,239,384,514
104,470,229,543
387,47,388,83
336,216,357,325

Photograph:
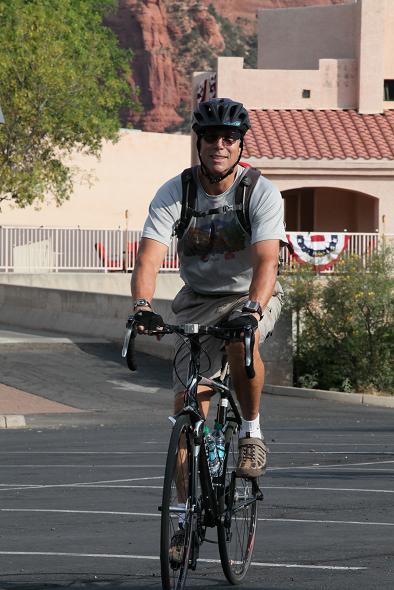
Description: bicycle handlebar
121,316,256,379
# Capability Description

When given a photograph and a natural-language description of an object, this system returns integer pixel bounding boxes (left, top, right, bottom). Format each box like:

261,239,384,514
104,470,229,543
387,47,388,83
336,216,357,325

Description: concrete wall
357,0,385,113
0,272,184,298
258,3,357,70
0,281,293,386
0,130,190,230
215,56,357,111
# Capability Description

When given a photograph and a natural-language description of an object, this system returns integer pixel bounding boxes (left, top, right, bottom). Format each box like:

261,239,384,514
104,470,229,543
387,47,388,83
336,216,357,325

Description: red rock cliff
106,0,352,132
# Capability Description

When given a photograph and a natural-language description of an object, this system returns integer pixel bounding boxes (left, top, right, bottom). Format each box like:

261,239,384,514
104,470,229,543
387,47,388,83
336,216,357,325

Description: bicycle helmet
192,98,250,136
192,98,251,184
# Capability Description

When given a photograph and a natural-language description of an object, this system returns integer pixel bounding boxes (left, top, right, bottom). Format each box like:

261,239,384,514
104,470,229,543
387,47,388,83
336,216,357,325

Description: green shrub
283,246,394,394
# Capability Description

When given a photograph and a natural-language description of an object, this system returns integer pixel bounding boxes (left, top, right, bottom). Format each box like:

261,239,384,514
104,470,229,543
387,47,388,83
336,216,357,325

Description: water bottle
213,422,225,476
204,426,220,476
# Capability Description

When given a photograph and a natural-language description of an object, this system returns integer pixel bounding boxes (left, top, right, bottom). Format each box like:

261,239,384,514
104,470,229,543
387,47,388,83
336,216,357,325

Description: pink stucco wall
258,3,357,71
0,130,190,230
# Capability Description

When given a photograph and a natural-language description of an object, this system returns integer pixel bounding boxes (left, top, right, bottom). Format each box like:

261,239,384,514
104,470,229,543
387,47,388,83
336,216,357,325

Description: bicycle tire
217,419,258,584
160,414,194,590
125,334,137,371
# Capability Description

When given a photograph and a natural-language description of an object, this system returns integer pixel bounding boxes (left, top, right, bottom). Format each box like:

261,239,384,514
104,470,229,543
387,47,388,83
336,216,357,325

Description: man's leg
227,332,268,478
226,329,264,421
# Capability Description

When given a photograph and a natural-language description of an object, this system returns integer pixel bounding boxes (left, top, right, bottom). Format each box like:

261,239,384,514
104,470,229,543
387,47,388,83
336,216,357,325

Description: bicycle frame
171,330,243,554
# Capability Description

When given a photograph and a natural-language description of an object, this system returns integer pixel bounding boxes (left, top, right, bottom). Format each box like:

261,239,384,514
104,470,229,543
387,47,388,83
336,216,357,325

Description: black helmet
192,98,250,136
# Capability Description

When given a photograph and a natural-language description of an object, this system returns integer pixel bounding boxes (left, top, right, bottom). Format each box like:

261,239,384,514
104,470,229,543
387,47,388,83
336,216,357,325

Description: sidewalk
0,325,108,428
0,325,394,428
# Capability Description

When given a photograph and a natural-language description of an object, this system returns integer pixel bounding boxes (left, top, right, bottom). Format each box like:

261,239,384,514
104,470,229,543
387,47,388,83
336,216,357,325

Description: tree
283,247,394,394
0,0,138,208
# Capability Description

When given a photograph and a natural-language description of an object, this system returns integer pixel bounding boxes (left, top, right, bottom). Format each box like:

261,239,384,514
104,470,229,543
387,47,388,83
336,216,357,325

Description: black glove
134,310,164,331
222,313,258,333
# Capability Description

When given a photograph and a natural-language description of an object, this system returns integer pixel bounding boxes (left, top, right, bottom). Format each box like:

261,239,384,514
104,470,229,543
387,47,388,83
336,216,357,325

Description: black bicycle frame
174,331,242,542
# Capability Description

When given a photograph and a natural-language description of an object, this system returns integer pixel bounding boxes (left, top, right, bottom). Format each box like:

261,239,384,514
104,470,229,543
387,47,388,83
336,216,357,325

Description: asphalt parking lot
0,333,393,589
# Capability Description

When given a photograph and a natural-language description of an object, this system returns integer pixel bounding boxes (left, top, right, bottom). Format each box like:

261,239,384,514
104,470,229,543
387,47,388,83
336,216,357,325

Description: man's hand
134,309,164,336
222,313,259,340
222,313,259,335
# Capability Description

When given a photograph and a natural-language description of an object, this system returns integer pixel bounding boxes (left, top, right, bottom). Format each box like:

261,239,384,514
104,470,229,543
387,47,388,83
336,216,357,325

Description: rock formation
105,0,352,132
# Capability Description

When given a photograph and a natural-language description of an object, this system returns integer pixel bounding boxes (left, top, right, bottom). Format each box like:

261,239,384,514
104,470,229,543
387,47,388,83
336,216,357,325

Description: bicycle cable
173,335,213,389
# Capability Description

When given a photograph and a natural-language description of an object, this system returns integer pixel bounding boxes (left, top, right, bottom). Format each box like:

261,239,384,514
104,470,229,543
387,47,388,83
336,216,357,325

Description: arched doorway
283,187,379,232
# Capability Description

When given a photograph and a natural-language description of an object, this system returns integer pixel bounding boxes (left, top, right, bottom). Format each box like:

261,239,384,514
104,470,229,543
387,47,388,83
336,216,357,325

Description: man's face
199,128,242,177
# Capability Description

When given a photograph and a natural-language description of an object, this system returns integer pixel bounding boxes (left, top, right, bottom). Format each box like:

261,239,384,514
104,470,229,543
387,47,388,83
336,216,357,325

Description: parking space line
263,485,394,493
0,508,392,527
270,459,394,470
0,551,366,570
0,476,164,492
0,443,391,453
1,478,392,493
0,464,165,468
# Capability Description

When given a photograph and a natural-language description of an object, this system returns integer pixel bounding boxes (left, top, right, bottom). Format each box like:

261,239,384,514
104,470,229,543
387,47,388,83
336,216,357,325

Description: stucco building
193,0,394,235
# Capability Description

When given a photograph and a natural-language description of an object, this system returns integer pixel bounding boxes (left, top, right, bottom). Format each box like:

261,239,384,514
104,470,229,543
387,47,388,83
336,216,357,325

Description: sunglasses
202,132,241,146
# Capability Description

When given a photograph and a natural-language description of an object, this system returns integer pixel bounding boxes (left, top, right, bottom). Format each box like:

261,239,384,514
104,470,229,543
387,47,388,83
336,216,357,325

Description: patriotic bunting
286,233,351,270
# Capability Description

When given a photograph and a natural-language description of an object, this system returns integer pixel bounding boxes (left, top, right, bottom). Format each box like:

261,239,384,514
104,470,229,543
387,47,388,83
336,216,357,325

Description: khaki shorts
171,282,284,393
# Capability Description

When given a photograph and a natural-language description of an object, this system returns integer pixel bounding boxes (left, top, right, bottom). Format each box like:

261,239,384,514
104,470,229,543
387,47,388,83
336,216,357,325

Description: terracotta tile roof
244,109,394,160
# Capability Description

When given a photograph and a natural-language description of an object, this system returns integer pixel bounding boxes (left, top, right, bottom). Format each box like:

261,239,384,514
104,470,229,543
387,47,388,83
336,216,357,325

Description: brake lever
244,327,255,379
122,316,135,358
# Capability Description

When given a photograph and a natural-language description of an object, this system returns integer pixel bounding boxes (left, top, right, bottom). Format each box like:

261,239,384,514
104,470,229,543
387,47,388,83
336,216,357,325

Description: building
0,130,190,230
193,0,394,235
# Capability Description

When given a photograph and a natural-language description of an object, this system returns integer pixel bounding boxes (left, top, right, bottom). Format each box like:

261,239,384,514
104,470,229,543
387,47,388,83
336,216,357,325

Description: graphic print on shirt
179,213,248,262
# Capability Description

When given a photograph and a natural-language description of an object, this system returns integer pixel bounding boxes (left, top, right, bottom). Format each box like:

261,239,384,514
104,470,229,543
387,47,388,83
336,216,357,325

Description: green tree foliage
207,5,257,69
283,247,394,394
0,0,137,208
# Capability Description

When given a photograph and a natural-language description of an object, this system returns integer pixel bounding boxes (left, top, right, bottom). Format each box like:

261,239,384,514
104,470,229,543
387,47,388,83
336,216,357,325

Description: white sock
178,503,186,528
239,416,262,439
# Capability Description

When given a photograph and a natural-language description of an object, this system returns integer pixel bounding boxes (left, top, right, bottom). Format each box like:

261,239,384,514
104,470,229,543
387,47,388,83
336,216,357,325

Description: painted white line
259,517,394,526
263,485,394,494
0,476,164,492
0,508,160,517
269,459,394,471
268,456,394,457
1,508,392,527
0,451,168,455
265,443,393,447
0,465,165,468
0,551,366,570
0,458,392,470
107,380,160,393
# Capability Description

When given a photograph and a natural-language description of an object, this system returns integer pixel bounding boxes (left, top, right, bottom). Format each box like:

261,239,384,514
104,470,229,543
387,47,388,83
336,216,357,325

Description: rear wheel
217,419,258,584
160,415,194,590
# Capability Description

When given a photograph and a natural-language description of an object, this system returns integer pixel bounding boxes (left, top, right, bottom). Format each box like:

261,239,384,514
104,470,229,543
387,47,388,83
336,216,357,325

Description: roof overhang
243,157,394,178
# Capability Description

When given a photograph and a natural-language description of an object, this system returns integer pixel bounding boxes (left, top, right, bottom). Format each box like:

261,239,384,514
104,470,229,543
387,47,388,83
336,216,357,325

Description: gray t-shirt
142,166,287,294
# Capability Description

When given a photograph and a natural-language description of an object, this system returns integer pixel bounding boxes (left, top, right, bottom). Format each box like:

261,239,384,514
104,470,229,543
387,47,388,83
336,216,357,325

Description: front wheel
217,420,258,584
160,414,194,590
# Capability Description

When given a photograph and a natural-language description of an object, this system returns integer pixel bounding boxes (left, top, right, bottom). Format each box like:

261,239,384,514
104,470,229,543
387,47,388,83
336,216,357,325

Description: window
384,80,394,101
302,89,311,98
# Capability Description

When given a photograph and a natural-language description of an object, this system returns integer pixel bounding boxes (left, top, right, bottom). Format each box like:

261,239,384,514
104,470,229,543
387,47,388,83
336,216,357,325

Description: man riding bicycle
131,96,287,479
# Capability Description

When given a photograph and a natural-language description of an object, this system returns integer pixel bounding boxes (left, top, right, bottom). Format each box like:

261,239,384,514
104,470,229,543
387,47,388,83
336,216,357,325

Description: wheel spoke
217,420,258,583
161,416,194,590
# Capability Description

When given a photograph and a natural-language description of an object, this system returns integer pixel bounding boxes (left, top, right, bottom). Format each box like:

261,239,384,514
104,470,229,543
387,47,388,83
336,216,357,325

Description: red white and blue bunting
286,233,351,271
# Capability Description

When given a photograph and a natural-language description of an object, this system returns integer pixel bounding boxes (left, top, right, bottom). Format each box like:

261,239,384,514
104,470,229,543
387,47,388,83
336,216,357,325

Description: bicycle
122,316,263,589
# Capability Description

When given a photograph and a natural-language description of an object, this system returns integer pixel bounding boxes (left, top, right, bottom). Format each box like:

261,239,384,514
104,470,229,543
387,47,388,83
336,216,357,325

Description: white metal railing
0,226,392,273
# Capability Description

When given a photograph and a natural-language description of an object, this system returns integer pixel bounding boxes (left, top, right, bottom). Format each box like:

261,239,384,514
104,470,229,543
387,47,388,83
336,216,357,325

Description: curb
0,415,27,429
264,384,394,408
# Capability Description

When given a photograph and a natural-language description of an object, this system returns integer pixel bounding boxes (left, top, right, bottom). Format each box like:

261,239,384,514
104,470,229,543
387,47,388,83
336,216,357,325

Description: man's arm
249,239,280,312
131,237,169,308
